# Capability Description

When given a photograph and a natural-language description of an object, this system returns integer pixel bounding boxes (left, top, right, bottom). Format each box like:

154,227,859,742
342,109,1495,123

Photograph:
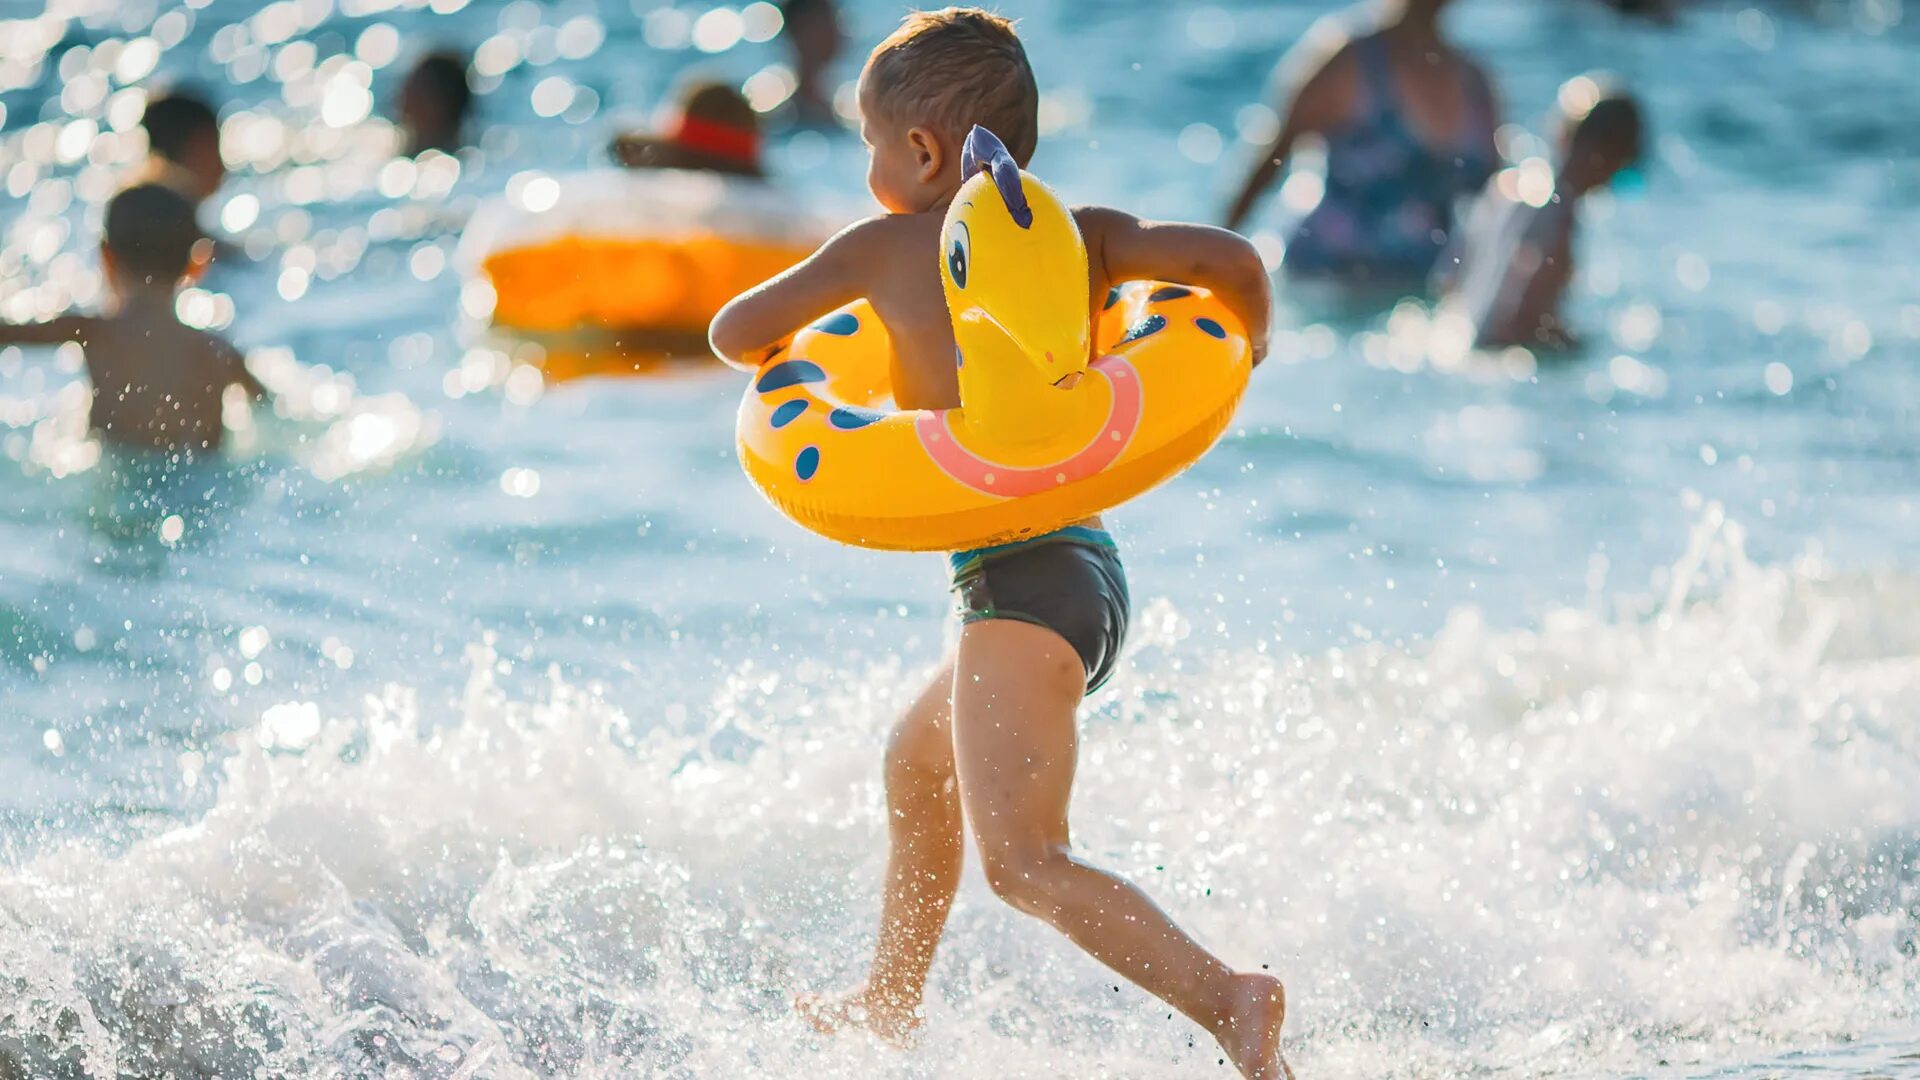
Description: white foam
2,514,1916,1076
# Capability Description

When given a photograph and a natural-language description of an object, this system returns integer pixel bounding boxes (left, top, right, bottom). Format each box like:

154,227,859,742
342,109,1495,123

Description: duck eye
946,221,970,289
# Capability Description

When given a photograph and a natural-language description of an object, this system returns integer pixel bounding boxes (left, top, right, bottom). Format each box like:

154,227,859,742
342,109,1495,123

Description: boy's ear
99,243,129,290
183,238,214,284
906,125,945,183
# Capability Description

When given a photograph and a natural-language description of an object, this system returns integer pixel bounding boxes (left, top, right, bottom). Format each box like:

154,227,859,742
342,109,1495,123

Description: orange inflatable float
460,169,829,378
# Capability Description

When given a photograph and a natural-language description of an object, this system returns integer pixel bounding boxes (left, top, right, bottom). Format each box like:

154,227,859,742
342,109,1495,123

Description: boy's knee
884,725,951,790
981,844,1071,913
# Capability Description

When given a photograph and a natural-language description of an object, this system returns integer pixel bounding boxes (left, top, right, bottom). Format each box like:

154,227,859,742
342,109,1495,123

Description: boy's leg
800,658,965,1041
951,620,1289,1079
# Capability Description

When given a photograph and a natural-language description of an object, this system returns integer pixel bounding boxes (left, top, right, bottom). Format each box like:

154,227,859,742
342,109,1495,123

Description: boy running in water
710,10,1288,1077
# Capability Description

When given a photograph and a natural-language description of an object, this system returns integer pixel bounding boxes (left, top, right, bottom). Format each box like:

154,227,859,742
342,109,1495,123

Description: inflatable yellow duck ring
737,127,1252,551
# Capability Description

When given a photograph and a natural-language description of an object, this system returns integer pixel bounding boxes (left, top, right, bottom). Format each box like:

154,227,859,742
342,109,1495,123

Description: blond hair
861,8,1039,166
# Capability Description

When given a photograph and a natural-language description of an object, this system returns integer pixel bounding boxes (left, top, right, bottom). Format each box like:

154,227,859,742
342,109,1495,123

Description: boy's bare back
716,206,1270,413
0,181,264,454
13,308,256,451
845,212,960,410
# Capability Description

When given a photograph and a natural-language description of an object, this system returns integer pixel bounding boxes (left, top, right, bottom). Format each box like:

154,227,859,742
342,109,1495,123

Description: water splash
2,516,1915,1077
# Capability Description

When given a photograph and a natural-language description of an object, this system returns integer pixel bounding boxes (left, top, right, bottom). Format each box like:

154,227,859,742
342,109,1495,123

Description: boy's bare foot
795,986,923,1047
1215,973,1292,1079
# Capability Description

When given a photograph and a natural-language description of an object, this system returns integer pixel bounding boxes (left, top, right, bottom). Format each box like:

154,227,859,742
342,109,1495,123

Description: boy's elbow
1204,236,1271,354
1225,233,1266,284
707,309,760,370
1211,236,1269,305
707,321,737,362
707,306,743,355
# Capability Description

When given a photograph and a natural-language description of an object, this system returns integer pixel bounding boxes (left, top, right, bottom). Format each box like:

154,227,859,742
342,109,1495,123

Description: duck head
941,126,1091,445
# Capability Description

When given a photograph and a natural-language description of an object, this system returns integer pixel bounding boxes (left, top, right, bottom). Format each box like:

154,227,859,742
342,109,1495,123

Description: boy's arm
1081,207,1273,366
1430,190,1491,299
615,327,728,358
0,315,92,347
1506,219,1576,347
708,219,882,369
1462,60,1503,167
215,338,268,400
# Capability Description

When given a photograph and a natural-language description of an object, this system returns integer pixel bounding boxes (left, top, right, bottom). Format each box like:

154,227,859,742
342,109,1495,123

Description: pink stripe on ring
914,353,1143,497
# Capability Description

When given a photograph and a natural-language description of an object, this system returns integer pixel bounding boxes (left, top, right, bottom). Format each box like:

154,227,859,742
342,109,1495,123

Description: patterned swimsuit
1286,35,1495,283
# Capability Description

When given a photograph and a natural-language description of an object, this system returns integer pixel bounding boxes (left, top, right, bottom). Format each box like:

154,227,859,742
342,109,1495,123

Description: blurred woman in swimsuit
1223,0,1500,287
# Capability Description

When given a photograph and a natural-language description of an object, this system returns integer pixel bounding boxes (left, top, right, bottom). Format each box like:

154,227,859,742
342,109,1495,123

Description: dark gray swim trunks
949,526,1131,693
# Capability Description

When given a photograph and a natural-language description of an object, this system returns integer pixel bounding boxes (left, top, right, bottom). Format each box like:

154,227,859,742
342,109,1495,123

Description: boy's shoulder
191,326,246,372
836,210,941,248
1070,205,1143,251
98,306,224,342
111,310,243,364
815,211,942,275
0,311,106,348
45,312,106,337
1071,205,1136,229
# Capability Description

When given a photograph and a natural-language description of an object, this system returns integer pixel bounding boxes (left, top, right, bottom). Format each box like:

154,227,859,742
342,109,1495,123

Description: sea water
1,0,1916,1076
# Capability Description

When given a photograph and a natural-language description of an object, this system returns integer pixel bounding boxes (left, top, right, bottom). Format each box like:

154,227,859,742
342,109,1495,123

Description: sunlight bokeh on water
1,1,1916,1076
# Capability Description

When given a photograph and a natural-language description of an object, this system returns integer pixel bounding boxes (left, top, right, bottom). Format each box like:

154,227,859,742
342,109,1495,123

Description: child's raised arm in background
1436,76,1644,349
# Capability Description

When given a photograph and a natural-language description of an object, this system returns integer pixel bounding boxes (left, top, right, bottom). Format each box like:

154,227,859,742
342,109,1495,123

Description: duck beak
1027,318,1091,390
966,295,1090,391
